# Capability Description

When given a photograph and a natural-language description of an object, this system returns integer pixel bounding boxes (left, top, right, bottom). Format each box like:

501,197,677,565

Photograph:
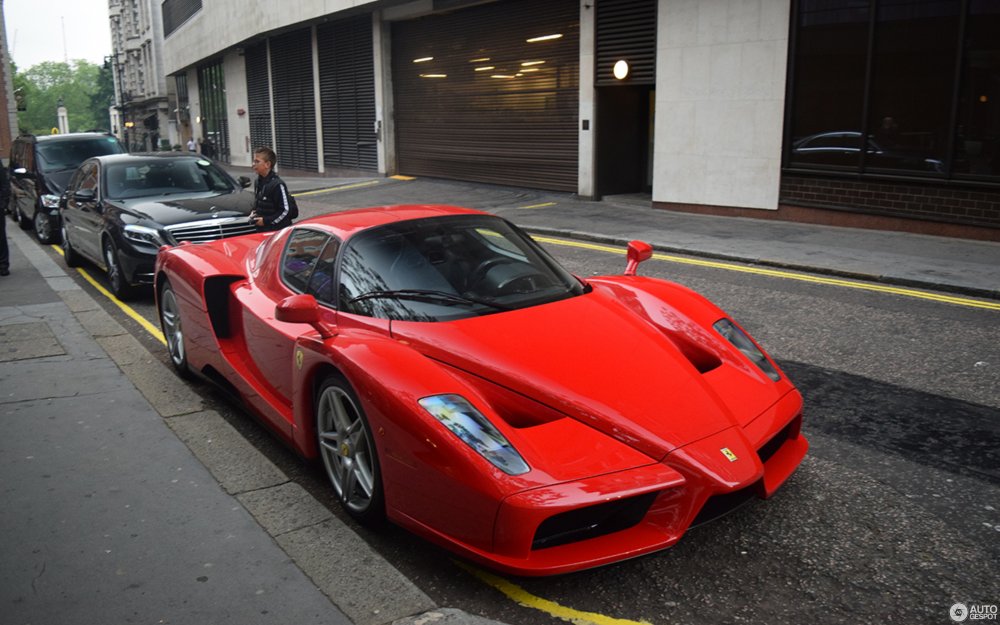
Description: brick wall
780,174,1000,229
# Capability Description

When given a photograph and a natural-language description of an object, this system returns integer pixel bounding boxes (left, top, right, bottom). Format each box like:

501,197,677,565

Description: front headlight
419,394,530,475
123,224,167,252
41,194,61,209
713,318,781,382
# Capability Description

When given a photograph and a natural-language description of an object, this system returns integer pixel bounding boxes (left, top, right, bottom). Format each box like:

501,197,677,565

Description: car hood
122,191,255,227
390,287,761,460
43,169,74,195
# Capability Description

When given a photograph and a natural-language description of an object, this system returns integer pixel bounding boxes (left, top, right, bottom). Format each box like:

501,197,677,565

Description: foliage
13,60,111,136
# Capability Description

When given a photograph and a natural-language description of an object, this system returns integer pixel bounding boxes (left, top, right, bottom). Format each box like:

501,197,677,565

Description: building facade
109,0,177,151
157,0,1000,237
0,0,17,159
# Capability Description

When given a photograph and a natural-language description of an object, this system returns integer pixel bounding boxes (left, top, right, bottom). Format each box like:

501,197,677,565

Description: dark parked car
9,132,125,244
791,130,944,172
60,153,256,298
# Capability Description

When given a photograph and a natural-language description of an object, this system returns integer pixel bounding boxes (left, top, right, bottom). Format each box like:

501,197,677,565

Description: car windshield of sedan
334,215,586,321
104,158,236,200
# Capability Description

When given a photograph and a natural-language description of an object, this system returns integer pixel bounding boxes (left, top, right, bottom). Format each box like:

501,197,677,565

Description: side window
25,143,36,172
10,141,22,170
79,163,99,193
305,237,341,305
281,228,330,293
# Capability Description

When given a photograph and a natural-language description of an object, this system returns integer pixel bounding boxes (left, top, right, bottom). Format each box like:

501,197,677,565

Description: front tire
34,210,59,244
158,279,191,378
103,237,134,300
315,375,384,524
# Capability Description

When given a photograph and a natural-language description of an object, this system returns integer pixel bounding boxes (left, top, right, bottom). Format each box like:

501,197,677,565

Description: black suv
9,133,125,243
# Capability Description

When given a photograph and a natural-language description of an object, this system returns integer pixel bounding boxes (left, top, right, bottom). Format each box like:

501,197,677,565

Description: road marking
532,235,1000,311
518,202,557,209
52,245,167,344
390,174,417,181
294,180,381,197
456,562,653,625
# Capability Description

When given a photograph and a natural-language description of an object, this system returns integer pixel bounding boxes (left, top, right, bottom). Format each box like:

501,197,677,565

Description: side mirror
624,240,653,276
276,294,336,338
238,175,251,189
73,188,97,202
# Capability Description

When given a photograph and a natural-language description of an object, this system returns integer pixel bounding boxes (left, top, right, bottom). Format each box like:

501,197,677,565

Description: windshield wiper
348,289,509,311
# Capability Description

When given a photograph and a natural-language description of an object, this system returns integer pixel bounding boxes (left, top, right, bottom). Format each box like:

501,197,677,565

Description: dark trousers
0,208,8,272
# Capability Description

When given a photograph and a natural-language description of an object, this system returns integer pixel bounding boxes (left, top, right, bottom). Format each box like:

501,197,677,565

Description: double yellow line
51,246,167,345
532,235,1000,311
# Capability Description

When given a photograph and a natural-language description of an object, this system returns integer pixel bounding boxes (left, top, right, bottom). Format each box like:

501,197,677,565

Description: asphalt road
42,220,1000,625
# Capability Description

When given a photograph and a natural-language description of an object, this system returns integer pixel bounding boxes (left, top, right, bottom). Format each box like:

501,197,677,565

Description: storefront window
786,0,999,182
788,1,869,169
866,0,959,174
197,61,229,163
954,0,1000,177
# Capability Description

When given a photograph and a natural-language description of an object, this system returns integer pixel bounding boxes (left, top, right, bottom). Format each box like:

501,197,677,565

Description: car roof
31,132,119,144
87,153,214,164
297,204,489,240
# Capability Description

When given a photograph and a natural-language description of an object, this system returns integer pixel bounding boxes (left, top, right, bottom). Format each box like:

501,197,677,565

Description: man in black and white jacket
250,147,297,231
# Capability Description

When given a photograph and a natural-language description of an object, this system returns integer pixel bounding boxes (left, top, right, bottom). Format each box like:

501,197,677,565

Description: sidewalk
0,224,504,625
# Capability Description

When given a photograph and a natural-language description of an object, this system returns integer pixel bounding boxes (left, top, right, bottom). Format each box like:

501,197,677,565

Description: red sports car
154,205,807,576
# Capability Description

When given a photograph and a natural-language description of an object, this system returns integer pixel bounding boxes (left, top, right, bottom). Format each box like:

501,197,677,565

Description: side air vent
204,276,243,338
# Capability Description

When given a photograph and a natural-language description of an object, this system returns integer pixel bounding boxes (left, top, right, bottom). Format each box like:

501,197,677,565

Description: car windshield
338,215,586,322
104,158,236,200
36,137,124,173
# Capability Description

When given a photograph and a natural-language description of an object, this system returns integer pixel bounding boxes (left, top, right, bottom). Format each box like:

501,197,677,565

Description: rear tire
157,278,191,378
15,204,30,230
61,224,82,267
103,237,134,300
315,374,385,525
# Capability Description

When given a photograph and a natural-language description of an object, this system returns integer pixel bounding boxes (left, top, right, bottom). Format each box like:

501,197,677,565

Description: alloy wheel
316,382,379,518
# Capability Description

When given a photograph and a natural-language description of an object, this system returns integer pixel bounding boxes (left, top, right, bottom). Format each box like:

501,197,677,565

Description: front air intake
532,492,658,550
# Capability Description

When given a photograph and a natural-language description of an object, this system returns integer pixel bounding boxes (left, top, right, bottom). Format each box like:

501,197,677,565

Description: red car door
233,228,339,431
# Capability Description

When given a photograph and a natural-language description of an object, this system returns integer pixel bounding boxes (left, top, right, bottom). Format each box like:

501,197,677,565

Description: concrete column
577,0,597,199
57,103,69,134
373,11,395,176
311,25,325,173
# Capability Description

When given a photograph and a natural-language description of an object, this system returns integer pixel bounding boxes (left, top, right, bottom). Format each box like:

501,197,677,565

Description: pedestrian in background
186,137,197,152
0,160,10,276
249,147,297,232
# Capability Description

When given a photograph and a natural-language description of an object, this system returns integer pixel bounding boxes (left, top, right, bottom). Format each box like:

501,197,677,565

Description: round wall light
613,59,630,80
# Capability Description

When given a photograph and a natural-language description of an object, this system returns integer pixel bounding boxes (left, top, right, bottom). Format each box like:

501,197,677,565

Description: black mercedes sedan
59,153,257,299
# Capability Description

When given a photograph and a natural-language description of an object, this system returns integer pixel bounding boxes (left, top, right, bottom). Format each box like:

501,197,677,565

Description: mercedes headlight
714,318,781,382
419,394,530,475
123,224,167,252
41,194,61,209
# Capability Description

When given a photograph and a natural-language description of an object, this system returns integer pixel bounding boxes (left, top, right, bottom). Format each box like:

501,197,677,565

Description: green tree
13,60,107,135
90,59,116,125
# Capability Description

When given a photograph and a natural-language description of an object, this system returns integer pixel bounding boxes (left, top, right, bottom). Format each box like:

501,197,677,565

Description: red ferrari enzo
154,205,807,576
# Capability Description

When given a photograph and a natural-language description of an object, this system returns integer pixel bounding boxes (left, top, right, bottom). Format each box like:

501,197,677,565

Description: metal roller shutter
595,0,657,87
269,28,318,171
392,0,579,192
245,42,273,152
317,16,378,171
